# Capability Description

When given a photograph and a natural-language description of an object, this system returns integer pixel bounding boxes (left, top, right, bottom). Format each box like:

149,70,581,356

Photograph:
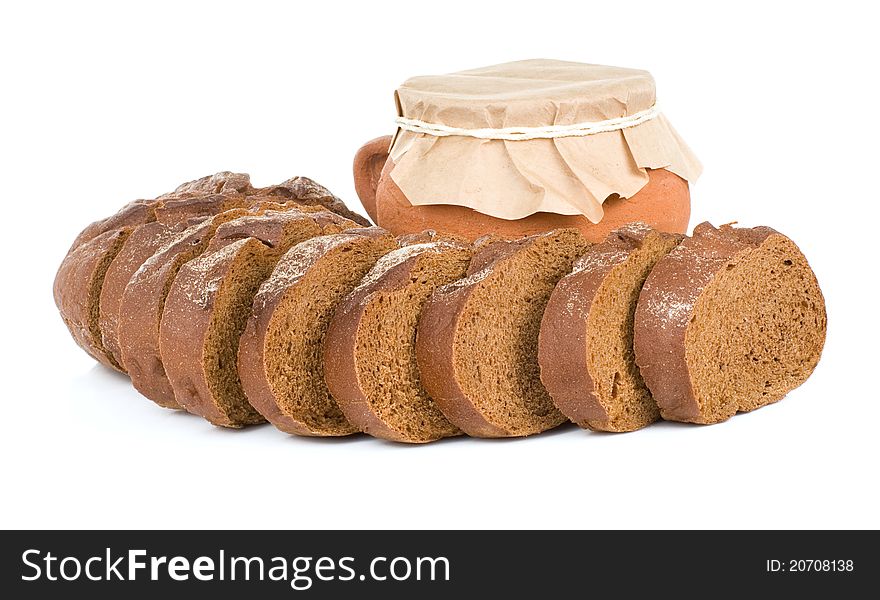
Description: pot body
354,136,690,243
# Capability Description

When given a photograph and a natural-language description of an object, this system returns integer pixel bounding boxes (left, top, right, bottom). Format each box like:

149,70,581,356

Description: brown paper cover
389,59,702,223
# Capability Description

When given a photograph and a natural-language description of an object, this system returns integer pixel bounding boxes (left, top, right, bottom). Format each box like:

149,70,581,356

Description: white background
1,1,877,530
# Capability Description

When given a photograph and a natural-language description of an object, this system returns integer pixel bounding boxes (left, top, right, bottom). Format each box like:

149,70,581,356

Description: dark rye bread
154,192,250,224
538,224,683,432
96,197,280,372
238,228,397,436
158,209,357,427
54,228,134,371
203,205,353,252
118,209,254,408
67,171,370,253
416,229,590,437
324,239,473,443
253,177,371,226
69,171,252,252
59,172,367,373
634,222,827,424
99,220,196,368
156,175,371,225
58,176,253,371
157,171,253,199
67,201,155,254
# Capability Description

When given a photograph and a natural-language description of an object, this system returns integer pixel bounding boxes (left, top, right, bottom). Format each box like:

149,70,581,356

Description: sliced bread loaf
538,224,683,432
158,209,357,427
324,239,473,443
238,228,397,436
54,227,134,371
634,222,827,424
118,209,253,408
416,229,590,437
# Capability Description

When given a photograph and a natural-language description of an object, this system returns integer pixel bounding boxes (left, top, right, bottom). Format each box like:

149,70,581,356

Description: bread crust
633,222,785,422
238,228,394,436
416,281,508,437
118,218,229,408
154,193,247,224
254,176,371,227
415,235,564,437
59,172,371,381
539,226,643,424
324,241,468,442
69,171,252,252
157,171,253,199
160,238,268,426
539,224,682,429
54,228,132,371
159,209,354,426
98,221,190,369
68,201,155,253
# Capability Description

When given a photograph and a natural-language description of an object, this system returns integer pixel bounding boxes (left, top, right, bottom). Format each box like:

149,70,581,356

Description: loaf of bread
238,228,397,436
55,172,369,394
324,238,472,443
539,224,683,432
159,209,357,427
634,222,827,424
416,229,590,437
57,173,826,442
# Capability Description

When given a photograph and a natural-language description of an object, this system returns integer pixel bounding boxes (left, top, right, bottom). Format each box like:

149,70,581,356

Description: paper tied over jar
388,59,702,223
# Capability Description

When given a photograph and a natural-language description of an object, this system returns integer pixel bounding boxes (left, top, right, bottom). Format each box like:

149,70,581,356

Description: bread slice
59,175,254,370
99,221,194,369
54,227,134,371
98,193,278,373
416,229,590,437
158,209,357,427
324,239,473,443
238,228,397,436
634,222,827,424
539,224,683,432
118,209,254,408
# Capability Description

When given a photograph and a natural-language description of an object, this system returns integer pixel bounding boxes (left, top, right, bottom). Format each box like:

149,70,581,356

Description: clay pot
354,136,690,243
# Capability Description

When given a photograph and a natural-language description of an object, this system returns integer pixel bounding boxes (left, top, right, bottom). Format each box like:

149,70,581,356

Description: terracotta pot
354,135,690,243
